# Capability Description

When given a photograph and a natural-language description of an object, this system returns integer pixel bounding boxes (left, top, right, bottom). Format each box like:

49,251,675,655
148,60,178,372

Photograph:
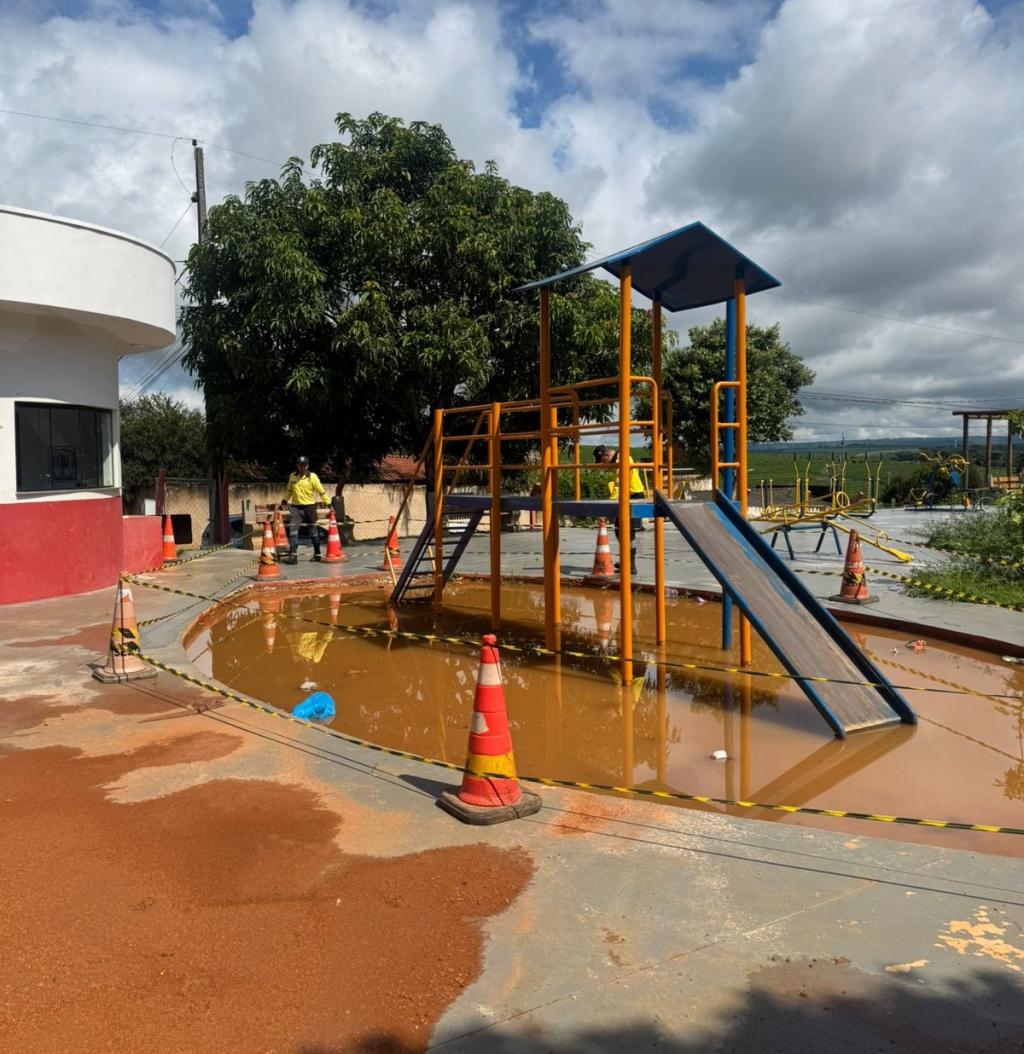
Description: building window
15,403,114,492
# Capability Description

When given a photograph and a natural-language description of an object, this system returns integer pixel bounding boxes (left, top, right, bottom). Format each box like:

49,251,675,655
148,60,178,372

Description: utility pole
192,140,207,242
192,140,225,542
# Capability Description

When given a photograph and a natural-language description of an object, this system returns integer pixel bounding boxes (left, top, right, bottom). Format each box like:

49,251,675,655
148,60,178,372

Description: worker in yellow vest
594,444,644,573
280,456,328,563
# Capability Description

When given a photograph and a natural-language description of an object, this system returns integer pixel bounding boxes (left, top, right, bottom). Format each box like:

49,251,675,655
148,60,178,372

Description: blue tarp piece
513,221,781,312
292,691,336,722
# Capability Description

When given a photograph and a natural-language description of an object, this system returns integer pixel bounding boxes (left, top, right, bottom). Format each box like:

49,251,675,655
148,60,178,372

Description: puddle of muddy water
186,579,1024,857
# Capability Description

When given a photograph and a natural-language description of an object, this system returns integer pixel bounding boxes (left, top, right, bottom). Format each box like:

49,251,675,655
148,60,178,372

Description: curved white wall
0,206,176,348
0,207,177,602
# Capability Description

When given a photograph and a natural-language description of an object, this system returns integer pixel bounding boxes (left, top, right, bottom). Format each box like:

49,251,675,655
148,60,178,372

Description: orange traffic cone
274,508,289,552
259,595,281,652
92,581,157,682
255,519,281,580
323,509,346,562
830,530,878,605
592,591,615,654
161,515,177,564
379,516,401,572
329,593,341,624
439,634,543,824
589,517,614,578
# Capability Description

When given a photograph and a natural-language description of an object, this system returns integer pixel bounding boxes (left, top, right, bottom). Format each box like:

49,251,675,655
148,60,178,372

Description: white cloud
2,0,1023,438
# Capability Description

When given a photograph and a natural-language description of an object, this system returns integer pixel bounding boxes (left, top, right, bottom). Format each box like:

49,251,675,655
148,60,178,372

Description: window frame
14,401,116,495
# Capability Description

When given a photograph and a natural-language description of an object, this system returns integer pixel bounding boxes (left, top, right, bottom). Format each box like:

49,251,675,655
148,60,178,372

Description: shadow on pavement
319,962,1024,1053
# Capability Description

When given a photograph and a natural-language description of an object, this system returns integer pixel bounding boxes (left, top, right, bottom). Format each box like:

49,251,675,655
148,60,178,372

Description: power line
122,340,184,401
169,137,192,195
802,390,1024,409
766,290,1024,347
0,105,285,168
158,199,194,248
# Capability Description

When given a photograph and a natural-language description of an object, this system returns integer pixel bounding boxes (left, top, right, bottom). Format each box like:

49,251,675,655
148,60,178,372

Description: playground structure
905,450,973,510
953,407,1022,491
387,222,915,738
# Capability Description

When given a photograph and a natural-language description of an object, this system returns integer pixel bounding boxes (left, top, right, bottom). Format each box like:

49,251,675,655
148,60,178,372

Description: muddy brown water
185,579,1024,857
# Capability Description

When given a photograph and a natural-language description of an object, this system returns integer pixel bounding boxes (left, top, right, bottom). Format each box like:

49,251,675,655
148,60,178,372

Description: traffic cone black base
438,787,543,826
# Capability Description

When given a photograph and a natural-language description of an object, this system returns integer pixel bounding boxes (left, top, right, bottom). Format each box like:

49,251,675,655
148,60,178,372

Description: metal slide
655,491,916,737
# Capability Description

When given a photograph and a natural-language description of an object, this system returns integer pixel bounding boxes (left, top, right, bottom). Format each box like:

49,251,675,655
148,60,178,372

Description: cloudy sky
2,0,1023,440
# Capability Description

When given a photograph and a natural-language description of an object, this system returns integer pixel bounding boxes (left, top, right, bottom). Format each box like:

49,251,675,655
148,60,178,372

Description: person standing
593,444,645,573
281,456,328,563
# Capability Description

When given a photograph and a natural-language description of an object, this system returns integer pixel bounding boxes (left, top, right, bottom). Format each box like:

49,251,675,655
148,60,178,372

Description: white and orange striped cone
255,519,281,580
329,593,341,624
438,634,542,825
259,595,281,653
830,530,878,605
379,516,401,572
323,509,346,562
92,581,157,683
161,515,177,565
273,508,289,552
588,517,614,579
592,591,615,654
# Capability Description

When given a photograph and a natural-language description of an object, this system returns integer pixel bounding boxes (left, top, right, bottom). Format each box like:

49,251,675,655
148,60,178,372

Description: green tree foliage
660,319,814,471
119,394,207,491
180,112,665,477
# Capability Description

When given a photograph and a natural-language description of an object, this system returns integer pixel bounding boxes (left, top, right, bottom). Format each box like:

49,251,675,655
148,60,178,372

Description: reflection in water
187,579,1024,857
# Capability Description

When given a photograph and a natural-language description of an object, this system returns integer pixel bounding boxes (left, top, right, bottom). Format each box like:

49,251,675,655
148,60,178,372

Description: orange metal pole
652,298,666,645
539,287,558,650
572,398,581,502
489,402,501,630
618,263,633,673
735,277,752,666
549,403,561,632
432,408,444,609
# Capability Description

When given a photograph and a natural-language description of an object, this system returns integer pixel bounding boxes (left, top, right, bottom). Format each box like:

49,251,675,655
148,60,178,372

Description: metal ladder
390,506,484,605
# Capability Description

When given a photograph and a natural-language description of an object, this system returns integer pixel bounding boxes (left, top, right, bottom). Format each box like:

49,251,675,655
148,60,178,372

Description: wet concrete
188,579,1024,858
2,548,1023,1051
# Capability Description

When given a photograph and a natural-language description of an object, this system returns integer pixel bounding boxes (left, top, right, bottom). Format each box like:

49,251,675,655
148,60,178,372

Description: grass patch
911,501,1024,608
926,507,1024,564
908,562,1024,609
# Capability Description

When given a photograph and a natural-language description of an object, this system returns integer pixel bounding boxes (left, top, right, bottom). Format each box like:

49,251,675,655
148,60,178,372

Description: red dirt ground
0,732,534,1054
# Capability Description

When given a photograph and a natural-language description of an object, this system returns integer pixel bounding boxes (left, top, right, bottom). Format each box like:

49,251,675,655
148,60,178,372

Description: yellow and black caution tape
128,650,1024,837
121,575,1024,703
794,565,1024,614
136,561,259,627
130,527,259,578
866,566,1024,614
863,648,1022,708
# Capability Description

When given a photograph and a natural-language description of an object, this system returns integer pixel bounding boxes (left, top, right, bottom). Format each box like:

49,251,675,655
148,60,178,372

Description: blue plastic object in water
292,691,336,722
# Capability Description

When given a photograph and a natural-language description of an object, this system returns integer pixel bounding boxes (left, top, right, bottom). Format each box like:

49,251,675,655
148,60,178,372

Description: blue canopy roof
514,221,781,312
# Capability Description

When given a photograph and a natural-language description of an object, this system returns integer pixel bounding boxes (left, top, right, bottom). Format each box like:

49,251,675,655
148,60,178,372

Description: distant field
748,449,924,489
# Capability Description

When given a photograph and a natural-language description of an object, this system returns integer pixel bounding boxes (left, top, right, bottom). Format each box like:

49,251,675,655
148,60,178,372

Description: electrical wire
765,290,1024,347
121,339,184,401
169,136,193,195
158,200,194,249
0,105,286,168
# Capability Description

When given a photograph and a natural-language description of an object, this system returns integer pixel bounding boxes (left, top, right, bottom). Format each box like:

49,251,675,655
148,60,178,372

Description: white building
0,206,176,604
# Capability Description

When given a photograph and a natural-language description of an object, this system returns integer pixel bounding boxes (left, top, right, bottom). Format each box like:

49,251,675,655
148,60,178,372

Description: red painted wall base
122,515,163,576
0,497,124,605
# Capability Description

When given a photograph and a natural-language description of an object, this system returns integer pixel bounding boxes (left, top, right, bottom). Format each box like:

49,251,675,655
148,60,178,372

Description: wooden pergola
952,408,1021,488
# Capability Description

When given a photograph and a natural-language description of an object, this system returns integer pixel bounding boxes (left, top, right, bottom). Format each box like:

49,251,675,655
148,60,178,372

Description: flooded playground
185,579,1024,858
